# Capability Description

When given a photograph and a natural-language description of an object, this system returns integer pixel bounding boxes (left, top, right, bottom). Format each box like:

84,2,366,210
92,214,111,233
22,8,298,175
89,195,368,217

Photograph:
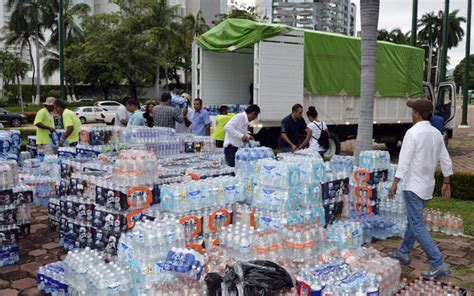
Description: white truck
193,19,456,154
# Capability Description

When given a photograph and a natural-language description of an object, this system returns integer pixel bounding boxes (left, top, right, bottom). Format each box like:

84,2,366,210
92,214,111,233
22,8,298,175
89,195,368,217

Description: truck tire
326,132,341,158
384,140,399,150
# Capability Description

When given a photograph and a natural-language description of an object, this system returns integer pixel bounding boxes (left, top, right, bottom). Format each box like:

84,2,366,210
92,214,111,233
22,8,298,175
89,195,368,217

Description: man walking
33,97,56,153
388,99,453,279
115,97,132,127
53,99,82,147
223,105,260,167
153,92,185,128
279,104,307,152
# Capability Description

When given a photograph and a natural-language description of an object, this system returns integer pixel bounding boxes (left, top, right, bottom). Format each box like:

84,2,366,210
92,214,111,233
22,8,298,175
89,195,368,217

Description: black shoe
388,250,411,265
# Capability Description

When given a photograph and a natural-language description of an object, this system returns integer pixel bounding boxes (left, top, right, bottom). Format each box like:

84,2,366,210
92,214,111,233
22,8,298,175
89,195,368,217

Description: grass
428,197,474,237
4,105,42,113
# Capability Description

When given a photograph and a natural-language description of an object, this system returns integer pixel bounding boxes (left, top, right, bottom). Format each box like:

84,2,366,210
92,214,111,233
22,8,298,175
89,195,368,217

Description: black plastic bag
205,272,223,296
222,260,293,296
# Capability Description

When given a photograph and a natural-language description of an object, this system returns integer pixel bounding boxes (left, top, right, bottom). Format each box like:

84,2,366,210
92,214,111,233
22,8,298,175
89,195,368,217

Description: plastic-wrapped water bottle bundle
62,247,133,296
79,125,122,146
27,135,37,158
295,260,380,296
113,149,160,187
359,150,391,171
234,147,275,179
122,126,176,144
0,160,34,267
346,211,405,243
326,221,364,249
37,261,69,295
341,248,401,296
160,176,246,213
0,130,22,162
424,208,464,236
254,157,325,189
329,155,355,176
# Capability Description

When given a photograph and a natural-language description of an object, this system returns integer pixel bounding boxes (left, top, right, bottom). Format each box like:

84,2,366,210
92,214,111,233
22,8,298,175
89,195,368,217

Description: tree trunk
128,79,138,100
102,85,110,101
165,67,169,90
27,40,36,104
155,64,161,98
184,69,189,92
71,80,77,101
17,75,24,114
35,26,41,105
354,0,380,163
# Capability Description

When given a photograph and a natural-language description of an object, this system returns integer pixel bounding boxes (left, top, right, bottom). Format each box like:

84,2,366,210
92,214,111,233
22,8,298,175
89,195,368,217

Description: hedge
434,172,474,200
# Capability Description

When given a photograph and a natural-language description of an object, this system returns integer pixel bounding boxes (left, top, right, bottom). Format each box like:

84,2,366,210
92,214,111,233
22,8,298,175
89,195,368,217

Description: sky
237,0,473,68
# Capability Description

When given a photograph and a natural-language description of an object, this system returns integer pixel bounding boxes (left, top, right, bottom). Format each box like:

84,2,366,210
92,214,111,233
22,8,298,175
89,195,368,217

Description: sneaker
388,250,411,265
421,263,450,279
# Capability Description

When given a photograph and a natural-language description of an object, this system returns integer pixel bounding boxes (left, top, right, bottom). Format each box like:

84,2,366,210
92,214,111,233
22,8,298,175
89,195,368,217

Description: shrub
434,172,474,200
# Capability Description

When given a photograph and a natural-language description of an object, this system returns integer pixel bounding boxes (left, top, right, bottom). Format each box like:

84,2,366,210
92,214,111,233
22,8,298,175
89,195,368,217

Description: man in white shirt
388,99,453,280
223,105,261,167
115,97,132,127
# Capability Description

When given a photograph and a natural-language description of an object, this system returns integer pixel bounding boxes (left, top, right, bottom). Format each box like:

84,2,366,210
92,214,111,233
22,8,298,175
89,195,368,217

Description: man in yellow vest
212,105,234,148
33,97,56,153
53,99,81,147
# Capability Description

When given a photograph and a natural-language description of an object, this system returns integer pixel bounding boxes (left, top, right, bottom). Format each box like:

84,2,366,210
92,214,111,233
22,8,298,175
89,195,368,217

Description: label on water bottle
188,190,201,201
367,289,379,296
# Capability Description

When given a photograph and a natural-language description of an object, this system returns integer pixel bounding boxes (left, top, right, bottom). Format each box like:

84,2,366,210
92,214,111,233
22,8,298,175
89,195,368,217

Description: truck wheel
326,132,341,158
384,140,399,150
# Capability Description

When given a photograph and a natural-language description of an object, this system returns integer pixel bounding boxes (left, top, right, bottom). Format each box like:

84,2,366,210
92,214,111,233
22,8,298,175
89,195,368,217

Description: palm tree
354,0,380,161
3,54,29,112
139,0,181,94
182,11,209,91
5,0,54,104
42,0,90,101
418,10,466,86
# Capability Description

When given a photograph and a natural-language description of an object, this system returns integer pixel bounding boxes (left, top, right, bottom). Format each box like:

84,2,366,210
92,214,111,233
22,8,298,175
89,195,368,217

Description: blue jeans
399,191,444,268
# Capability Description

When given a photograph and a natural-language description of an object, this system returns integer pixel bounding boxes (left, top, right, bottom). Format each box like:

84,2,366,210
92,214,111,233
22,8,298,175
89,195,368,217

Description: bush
434,172,474,200
24,112,37,123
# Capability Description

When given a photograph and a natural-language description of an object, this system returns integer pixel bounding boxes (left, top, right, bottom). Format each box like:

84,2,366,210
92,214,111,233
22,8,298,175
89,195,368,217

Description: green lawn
4,105,42,113
428,197,474,237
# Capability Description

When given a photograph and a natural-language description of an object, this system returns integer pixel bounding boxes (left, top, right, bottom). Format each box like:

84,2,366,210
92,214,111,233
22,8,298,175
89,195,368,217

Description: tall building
92,0,119,14
256,0,356,36
186,0,228,26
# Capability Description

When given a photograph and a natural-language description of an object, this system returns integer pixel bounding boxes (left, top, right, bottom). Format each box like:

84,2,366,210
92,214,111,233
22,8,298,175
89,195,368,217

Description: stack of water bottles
160,176,245,213
0,160,34,267
37,261,69,295
424,208,464,236
62,247,132,295
329,155,355,176
326,220,364,249
0,130,22,162
117,217,207,294
295,261,380,296
19,156,60,206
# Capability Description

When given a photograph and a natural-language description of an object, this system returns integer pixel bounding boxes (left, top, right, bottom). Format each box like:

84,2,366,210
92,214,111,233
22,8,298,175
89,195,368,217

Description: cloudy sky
238,0,473,68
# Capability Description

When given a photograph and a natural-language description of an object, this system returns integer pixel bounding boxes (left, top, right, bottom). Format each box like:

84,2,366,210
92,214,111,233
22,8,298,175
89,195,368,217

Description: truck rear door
254,30,304,123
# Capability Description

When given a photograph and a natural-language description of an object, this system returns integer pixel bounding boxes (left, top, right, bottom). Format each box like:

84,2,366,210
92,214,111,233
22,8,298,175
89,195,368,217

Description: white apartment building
257,0,356,36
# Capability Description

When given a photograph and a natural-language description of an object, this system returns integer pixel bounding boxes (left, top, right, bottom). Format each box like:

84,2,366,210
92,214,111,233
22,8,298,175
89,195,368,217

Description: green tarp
198,19,291,52
198,19,424,98
304,31,424,97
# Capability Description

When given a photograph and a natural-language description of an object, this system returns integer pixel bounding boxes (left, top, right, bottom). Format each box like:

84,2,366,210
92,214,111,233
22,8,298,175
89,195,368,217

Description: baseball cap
406,99,433,119
43,97,56,106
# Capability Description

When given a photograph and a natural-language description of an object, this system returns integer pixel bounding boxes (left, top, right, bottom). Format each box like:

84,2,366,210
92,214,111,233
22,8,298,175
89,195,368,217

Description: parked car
95,109,116,125
95,101,123,113
75,107,109,124
0,108,27,127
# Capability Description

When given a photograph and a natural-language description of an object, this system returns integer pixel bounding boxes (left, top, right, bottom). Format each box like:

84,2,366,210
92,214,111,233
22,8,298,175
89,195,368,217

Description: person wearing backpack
300,106,330,157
